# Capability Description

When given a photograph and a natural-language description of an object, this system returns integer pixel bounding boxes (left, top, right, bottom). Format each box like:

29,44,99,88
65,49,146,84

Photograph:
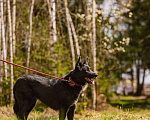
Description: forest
0,0,150,119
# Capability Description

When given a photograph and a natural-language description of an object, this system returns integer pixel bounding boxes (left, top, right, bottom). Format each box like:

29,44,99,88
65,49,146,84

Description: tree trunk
1,0,7,79
7,0,14,104
135,61,141,96
46,0,52,45
47,0,57,44
86,0,93,62
56,0,63,37
92,0,97,110
86,0,93,42
51,0,57,42
140,68,146,94
64,0,75,68
131,67,134,94
0,12,2,83
12,0,16,54
47,0,57,75
26,0,34,73
0,15,3,105
68,14,80,57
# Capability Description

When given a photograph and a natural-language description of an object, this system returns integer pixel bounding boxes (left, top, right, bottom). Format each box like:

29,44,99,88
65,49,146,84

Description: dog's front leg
59,107,68,120
67,104,77,120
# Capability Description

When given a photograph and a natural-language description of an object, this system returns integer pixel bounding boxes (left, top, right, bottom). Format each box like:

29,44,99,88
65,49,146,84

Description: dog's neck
68,77,80,87
61,71,83,87
60,71,84,97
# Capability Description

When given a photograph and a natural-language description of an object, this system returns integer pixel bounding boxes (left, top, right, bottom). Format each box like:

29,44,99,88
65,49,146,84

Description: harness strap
68,77,80,87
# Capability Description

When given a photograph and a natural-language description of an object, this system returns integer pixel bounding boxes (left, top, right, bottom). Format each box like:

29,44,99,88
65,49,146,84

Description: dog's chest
68,88,81,104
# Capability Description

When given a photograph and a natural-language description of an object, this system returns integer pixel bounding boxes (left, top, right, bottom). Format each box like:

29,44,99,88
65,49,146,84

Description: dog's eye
82,66,91,72
82,68,87,71
86,68,90,72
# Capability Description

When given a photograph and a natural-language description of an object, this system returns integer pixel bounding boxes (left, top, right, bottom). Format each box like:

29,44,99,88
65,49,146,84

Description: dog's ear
83,56,88,65
75,56,82,70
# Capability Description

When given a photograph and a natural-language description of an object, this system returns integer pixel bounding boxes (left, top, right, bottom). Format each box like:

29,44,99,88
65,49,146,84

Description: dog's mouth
85,77,96,84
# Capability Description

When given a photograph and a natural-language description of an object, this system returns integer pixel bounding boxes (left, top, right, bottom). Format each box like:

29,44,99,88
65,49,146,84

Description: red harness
69,77,79,87
0,59,79,87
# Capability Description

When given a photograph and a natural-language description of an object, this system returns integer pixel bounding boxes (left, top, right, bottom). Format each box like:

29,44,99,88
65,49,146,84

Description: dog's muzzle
85,74,98,84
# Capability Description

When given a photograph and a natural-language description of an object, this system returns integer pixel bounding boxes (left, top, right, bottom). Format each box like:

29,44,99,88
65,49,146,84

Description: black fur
13,56,98,120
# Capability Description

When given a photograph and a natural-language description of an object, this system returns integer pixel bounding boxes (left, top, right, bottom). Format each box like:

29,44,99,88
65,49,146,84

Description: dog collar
68,77,80,87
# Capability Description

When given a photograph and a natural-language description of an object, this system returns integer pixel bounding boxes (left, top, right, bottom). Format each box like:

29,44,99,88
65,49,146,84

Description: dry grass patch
0,105,150,120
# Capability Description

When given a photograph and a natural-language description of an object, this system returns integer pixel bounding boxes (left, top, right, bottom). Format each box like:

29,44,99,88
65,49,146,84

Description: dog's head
71,56,98,86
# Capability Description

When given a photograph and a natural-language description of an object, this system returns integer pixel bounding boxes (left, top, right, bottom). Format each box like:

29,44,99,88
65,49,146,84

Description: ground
1,96,150,120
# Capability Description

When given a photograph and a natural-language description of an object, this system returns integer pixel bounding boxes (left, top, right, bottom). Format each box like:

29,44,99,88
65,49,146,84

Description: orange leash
0,59,68,82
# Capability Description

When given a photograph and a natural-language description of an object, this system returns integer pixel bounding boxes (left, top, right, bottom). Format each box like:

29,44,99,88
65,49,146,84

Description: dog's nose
94,74,98,77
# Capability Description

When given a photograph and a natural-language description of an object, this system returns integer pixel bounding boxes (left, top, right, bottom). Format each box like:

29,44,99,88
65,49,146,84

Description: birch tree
86,0,97,109
0,14,3,101
12,0,16,54
0,13,2,82
51,0,57,42
64,0,75,68
68,14,80,57
46,0,52,44
92,0,97,110
86,0,93,42
0,0,7,79
47,0,57,44
26,0,34,73
47,0,57,74
7,0,14,104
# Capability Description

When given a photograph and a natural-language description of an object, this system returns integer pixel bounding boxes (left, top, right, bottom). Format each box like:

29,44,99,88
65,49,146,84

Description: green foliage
76,102,88,114
1,78,11,105
115,0,150,95
1,0,149,107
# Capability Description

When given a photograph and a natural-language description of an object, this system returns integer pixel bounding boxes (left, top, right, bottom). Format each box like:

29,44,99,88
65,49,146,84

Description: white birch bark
68,14,80,57
46,0,52,45
47,0,57,44
0,0,7,79
51,0,57,42
92,0,97,110
86,0,97,110
7,0,14,104
26,0,34,73
0,25,2,104
86,0,93,42
0,13,2,82
12,0,16,54
0,40,2,104
47,0,57,74
64,0,75,68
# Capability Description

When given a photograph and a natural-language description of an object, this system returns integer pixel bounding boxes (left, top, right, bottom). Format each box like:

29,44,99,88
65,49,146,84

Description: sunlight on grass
1,110,150,120
1,96,150,120
77,110,150,120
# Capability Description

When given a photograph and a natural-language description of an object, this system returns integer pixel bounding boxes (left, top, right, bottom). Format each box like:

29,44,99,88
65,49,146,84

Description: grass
109,96,150,111
1,107,150,120
1,96,150,120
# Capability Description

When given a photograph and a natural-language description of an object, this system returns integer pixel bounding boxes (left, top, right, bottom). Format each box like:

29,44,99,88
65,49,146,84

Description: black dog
13,56,98,120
